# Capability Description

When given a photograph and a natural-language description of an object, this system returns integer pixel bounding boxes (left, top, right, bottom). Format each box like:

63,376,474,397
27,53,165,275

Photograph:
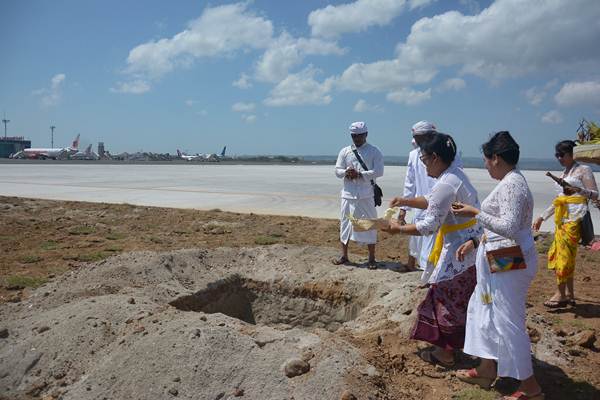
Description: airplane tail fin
85,144,92,155
71,134,80,150
220,146,226,157
177,149,182,157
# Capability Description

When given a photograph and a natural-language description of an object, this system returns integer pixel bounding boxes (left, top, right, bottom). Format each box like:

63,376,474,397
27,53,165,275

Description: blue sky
2,0,600,157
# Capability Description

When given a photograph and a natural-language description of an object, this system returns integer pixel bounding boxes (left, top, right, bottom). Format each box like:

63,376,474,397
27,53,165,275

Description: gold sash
428,218,477,267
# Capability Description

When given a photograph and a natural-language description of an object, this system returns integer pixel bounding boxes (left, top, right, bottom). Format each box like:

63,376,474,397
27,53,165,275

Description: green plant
40,240,58,250
254,235,279,245
5,275,47,289
20,255,43,263
69,225,96,235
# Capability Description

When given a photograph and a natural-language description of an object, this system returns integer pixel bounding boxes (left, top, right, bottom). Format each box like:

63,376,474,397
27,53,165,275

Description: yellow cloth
553,195,586,227
428,219,476,267
548,196,585,284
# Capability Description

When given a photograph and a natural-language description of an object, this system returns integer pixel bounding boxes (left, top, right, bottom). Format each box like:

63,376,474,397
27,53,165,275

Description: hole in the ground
169,274,364,332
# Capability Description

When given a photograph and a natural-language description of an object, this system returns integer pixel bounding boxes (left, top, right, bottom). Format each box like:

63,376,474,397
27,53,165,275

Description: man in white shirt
333,121,384,269
398,121,438,271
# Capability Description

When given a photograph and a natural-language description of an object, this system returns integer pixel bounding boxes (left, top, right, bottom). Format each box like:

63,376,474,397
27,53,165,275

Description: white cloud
555,81,600,107
232,102,256,112
524,87,544,106
110,80,151,94
353,99,383,112
308,0,435,38
33,73,66,107
185,99,195,107
232,73,252,89
395,0,600,81
255,33,345,83
264,67,334,107
243,114,257,123
438,78,466,92
124,3,273,79
541,110,563,124
386,87,431,105
336,59,436,93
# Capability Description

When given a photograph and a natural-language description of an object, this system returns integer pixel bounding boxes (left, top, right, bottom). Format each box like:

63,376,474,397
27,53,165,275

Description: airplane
176,149,202,161
23,134,80,160
70,144,98,160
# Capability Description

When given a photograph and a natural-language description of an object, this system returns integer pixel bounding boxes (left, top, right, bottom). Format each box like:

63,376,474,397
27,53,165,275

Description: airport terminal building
0,137,31,158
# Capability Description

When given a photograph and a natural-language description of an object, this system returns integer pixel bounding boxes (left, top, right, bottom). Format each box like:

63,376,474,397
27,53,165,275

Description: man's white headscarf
411,120,437,136
349,121,368,134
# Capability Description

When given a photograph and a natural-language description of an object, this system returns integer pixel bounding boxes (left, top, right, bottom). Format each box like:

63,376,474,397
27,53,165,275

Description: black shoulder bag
351,147,383,207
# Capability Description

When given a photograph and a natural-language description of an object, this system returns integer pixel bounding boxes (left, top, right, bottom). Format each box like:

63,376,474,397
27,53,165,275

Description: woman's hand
389,197,405,208
455,240,475,262
563,186,582,196
532,216,543,232
451,202,479,218
381,219,403,234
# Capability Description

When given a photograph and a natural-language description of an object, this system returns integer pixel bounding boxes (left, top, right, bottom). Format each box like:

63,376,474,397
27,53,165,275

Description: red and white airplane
22,134,80,160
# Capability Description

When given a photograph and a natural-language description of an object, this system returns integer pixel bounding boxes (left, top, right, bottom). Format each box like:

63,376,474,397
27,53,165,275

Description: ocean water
0,163,599,232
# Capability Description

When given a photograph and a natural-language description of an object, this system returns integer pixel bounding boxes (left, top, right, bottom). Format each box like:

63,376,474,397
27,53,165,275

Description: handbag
580,210,594,246
486,245,527,273
351,147,383,207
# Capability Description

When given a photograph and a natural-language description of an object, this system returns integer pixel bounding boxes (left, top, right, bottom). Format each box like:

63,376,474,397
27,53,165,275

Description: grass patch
254,235,279,245
104,245,123,252
106,232,125,240
40,240,58,250
452,388,496,400
69,225,96,235
5,275,47,289
149,236,163,244
20,255,43,263
76,252,109,262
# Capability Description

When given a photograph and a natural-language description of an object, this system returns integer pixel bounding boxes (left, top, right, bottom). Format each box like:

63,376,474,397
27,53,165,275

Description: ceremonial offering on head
348,207,399,231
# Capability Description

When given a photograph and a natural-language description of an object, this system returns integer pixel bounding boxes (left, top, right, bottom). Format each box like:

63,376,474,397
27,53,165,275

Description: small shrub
20,255,43,264
69,226,96,235
106,232,125,240
40,240,58,250
254,235,279,245
5,275,47,289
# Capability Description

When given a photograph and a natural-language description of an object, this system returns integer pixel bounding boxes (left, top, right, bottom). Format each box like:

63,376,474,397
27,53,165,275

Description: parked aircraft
22,134,80,160
71,144,98,160
176,149,202,161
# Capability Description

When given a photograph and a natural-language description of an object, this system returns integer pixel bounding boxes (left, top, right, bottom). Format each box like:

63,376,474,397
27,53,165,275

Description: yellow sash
553,195,586,227
428,218,477,267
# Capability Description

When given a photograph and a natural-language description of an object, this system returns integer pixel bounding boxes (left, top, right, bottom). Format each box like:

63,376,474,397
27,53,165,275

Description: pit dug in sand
169,274,364,332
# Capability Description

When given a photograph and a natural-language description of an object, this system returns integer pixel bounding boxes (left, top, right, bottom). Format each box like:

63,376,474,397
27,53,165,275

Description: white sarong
340,197,377,245
409,214,435,271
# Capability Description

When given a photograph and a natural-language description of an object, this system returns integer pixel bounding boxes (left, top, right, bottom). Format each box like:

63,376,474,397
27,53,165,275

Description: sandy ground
0,196,599,400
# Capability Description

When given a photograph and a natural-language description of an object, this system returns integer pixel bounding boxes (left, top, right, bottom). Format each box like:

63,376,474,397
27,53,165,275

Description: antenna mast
50,125,56,147
2,113,9,138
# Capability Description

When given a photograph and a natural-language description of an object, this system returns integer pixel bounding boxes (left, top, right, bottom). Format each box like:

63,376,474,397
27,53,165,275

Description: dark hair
420,133,457,165
555,140,576,155
481,131,520,165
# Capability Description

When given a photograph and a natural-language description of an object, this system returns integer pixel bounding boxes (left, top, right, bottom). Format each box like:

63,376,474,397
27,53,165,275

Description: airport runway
1,163,599,232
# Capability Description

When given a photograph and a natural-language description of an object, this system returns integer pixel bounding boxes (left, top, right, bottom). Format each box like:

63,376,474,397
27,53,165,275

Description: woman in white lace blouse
532,140,598,308
384,133,482,369
453,132,543,400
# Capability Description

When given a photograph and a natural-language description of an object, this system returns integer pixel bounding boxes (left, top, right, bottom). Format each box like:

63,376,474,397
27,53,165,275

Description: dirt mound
0,245,422,400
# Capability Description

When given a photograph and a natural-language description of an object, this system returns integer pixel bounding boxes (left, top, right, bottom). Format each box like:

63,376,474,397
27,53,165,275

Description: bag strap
351,146,375,186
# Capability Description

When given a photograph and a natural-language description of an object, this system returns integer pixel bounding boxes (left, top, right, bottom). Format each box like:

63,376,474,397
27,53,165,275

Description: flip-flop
419,349,455,369
543,299,568,308
499,391,545,400
456,368,495,389
331,256,349,265
367,260,378,270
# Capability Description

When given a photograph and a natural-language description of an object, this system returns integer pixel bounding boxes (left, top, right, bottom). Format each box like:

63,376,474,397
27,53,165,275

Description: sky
2,0,600,157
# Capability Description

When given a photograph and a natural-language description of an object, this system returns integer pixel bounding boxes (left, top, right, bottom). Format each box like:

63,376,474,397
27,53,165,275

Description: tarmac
1,163,599,232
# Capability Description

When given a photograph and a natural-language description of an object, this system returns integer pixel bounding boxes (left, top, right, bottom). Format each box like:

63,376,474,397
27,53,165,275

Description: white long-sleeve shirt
335,143,384,200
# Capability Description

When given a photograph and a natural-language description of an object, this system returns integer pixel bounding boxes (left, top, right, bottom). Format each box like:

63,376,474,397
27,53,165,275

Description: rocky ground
0,196,599,400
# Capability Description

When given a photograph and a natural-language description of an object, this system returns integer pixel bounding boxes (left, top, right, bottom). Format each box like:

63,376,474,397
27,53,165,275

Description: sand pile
0,245,422,400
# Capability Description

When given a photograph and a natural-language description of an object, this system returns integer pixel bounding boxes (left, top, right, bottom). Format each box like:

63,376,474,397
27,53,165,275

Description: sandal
331,256,350,265
543,299,568,308
367,260,378,270
419,349,455,369
456,368,495,389
500,390,545,400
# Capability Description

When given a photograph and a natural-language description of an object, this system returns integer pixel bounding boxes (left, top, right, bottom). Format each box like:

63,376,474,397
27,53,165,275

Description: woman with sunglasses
452,131,543,400
384,132,482,368
532,140,598,308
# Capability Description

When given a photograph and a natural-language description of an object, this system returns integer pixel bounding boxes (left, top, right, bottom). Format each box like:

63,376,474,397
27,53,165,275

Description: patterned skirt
410,265,477,350
548,220,580,284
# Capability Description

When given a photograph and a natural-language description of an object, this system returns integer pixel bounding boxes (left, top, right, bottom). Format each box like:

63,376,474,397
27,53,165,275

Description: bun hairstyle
481,131,520,166
419,132,457,165
555,140,576,155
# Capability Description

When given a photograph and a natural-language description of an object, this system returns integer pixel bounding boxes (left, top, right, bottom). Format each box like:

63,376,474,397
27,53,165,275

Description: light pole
2,116,9,138
50,125,56,147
